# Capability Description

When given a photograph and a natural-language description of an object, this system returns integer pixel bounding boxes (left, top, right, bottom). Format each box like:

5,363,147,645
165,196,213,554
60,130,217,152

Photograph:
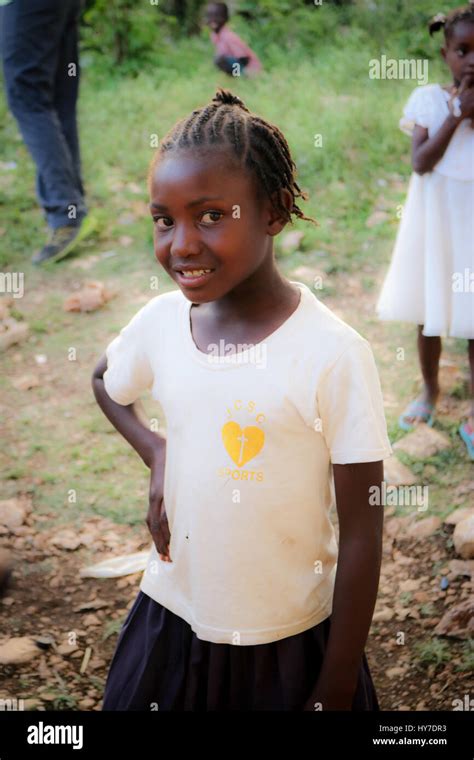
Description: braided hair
429,1,474,39
148,88,318,227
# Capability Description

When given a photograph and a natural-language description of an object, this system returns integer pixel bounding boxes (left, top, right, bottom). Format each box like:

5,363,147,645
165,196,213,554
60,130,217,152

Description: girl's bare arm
91,353,166,468
304,460,384,710
91,354,171,559
411,117,461,174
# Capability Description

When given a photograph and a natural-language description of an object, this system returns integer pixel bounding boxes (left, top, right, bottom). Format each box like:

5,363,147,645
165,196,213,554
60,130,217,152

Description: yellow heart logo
222,421,265,467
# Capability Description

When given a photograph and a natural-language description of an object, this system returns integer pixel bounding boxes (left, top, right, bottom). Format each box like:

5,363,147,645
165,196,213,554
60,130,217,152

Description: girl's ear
441,46,447,63
266,188,293,236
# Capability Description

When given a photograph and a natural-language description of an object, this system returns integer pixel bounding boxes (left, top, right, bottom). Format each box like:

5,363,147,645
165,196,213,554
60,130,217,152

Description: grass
1,12,472,530
102,619,124,641
0,27,450,272
456,640,474,673
414,638,452,668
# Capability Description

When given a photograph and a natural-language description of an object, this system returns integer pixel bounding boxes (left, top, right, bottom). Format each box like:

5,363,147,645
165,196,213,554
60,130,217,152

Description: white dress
376,84,474,339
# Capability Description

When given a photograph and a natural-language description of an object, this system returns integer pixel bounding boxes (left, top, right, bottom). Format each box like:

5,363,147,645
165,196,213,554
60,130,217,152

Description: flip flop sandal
399,399,435,432
459,422,474,461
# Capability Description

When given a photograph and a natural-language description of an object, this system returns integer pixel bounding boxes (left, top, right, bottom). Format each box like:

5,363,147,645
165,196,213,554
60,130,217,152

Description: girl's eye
201,211,223,224
456,48,465,56
152,211,222,228
153,216,173,229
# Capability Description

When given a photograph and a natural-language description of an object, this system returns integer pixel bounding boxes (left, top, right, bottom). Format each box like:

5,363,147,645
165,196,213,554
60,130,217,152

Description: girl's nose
170,225,202,257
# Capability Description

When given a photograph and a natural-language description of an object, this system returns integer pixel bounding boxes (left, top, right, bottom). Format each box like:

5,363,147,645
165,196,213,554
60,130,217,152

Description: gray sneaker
32,216,97,265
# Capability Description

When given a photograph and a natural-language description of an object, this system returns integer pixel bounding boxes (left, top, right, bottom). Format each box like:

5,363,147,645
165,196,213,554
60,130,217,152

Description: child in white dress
376,3,474,458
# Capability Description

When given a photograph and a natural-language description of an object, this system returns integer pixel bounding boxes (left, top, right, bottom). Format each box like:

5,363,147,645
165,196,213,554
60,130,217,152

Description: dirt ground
1,500,472,711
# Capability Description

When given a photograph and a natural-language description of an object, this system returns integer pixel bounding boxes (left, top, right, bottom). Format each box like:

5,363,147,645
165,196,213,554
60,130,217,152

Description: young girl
376,3,474,458
92,88,393,711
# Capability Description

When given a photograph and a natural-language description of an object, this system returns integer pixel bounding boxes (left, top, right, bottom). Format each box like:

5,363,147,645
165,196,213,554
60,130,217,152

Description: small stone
453,515,474,559
406,516,442,539
57,643,79,656
445,507,474,526
383,456,417,486
434,598,474,639
40,692,57,702
82,613,101,626
34,635,55,650
393,425,451,459
373,606,394,622
50,530,83,551
0,318,29,352
0,498,27,529
384,515,413,538
0,637,41,665
449,559,474,578
399,579,420,592
79,698,96,709
11,374,40,391
23,698,43,710
386,666,408,678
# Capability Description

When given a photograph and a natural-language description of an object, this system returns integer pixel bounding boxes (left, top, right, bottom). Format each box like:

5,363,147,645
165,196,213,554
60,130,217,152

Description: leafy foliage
79,0,462,74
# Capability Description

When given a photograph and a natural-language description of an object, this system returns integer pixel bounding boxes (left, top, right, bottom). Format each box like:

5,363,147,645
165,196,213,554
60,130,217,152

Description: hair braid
429,2,474,38
148,88,318,227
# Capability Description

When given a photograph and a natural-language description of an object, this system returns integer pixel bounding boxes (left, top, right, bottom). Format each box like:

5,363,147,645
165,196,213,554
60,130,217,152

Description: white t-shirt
103,281,393,645
399,83,474,181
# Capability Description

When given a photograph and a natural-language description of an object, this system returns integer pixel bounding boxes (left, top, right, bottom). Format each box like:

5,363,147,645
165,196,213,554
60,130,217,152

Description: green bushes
80,0,209,75
79,0,461,76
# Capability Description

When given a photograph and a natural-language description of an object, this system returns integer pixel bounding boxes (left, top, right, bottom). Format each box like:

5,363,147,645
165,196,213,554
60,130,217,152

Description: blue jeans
0,0,87,228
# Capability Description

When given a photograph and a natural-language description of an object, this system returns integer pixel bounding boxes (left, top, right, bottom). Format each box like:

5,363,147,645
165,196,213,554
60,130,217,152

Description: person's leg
468,340,474,427
403,325,442,425
53,0,87,214
1,0,86,229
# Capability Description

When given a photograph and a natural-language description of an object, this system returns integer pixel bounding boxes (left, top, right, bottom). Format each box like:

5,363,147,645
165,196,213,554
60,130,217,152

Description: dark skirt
102,590,380,711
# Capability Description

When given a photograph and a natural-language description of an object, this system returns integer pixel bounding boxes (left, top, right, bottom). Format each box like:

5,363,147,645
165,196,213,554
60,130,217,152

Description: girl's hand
452,74,474,122
303,684,354,711
146,451,172,562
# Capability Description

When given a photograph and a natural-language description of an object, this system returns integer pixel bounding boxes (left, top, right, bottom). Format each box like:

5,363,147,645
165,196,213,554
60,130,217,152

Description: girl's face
442,21,474,86
149,149,288,304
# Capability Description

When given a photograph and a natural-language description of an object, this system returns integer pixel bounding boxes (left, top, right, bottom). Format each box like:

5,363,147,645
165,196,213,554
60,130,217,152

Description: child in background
205,2,262,78
92,88,393,711
376,3,474,458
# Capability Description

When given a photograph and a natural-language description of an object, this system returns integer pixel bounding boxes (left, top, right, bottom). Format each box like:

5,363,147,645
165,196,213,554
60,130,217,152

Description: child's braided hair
429,1,474,38
148,88,318,227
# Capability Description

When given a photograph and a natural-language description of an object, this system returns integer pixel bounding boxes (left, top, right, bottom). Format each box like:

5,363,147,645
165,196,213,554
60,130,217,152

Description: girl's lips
175,269,215,288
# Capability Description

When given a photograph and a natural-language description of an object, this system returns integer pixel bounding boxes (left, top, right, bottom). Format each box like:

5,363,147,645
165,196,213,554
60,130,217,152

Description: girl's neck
195,266,296,324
